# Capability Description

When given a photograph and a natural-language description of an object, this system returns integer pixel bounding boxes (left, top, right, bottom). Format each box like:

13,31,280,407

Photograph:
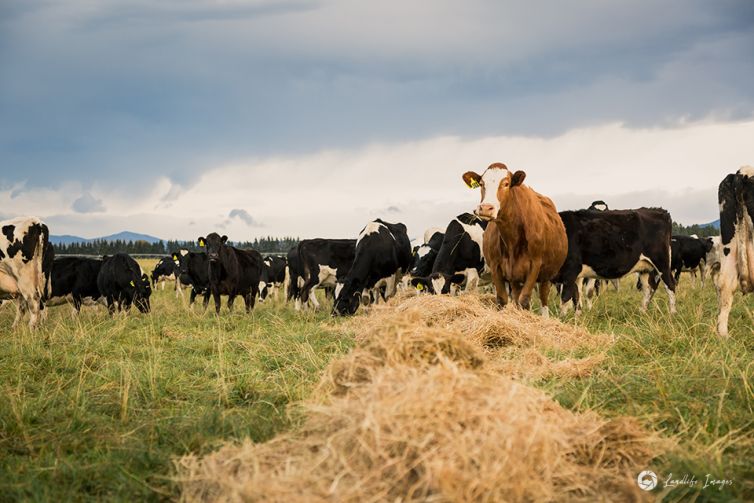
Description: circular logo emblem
637,470,658,491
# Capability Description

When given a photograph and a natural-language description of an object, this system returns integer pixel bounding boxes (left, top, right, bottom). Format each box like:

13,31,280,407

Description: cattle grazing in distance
410,213,488,294
704,236,722,288
716,166,754,336
556,208,676,314
463,163,567,315
588,200,609,211
669,235,714,286
333,219,411,315
151,256,183,297
46,256,104,312
198,233,263,313
297,239,356,310
97,253,152,314
172,250,210,306
0,216,52,328
259,255,287,302
408,229,445,279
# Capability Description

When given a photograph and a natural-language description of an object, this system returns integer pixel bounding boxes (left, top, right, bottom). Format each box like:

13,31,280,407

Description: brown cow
462,163,567,315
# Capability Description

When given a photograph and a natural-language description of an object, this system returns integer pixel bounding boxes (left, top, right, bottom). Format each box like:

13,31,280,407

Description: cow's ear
198,237,206,247
221,235,228,243
462,171,482,189
410,277,429,291
172,253,178,261
511,170,526,187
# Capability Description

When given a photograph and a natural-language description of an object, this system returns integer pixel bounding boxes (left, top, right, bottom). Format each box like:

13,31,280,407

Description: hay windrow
177,294,663,502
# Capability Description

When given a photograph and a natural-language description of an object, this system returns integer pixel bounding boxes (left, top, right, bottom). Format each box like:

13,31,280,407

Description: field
1,258,752,502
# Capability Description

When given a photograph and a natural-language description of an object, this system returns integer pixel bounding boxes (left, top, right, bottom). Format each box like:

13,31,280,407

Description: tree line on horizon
54,236,301,256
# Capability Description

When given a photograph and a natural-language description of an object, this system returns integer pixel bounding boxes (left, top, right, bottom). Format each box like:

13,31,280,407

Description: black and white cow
296,239,356,310
408,229,445,278
555,208,676,313
151,256,183,297
97,253,152,314
171,250,210,306
0,216,52,328
259,255,287,302
198,233,263,314
46,256,104,312
410,213,488,294
669,235,714,286
704,236,722,287
333,219,411,315
716,166,754,336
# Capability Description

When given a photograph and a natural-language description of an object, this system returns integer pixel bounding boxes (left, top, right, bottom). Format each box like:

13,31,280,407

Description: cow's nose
479,204,495,214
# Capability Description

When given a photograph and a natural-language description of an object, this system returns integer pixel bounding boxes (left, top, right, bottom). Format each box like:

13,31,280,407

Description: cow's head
199,233,227,262
133,273,152,313
332,281,361,316
463,163,526,220
409,244,438,277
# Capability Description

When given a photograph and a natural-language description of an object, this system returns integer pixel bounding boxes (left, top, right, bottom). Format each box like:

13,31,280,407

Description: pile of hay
177,294,661,502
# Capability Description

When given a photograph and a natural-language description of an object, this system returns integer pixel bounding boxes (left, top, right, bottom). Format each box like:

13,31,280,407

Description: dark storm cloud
1,0,752,194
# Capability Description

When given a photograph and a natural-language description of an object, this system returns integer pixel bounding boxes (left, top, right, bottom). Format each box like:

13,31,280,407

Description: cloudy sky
1,0,753,241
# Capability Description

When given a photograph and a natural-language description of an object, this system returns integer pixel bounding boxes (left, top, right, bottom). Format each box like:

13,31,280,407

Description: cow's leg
716,254,738,337
611,278,620,291
227,294,236,313
308,289,321,309
465,269,480,292
248,284,258,312
383,275,397,300
538,280,551,317
107,296,116,316
73,294,83,313
490,265,509,307
12,301,25,329
658,268,677,315
560,277,580,316
175,279,184,299
638,273,656,311
583,278,595,310
700,261,707,288
518,260,542,310
189,288,197,306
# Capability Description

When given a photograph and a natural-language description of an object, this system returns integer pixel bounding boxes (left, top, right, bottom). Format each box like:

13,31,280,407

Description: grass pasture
1,259,752,501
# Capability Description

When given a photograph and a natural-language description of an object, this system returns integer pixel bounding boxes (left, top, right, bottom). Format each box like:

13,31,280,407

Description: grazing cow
46,256,104,311
259,255,287,302
716,166,754,336
410,213,489,294
0,216,51,328
556,208,676,313
197,233,263,313
297,239,356,310
172,250,210,306
669,235,714,286
408,229,445,279
704,236,722,287
333,219,411,315
151,256,183,297
97,253,152,314
463,163,567,315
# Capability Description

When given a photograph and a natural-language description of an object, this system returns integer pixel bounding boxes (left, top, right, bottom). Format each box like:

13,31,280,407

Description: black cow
171,250,210,306
408,230,445,278
286,245,303,304
97,253,152,314
333,219,411,315
410,213,488,294
555,208,676,313
669,235,714,285
259,256,287,301
46,256,104,312
716,166,754,336
296,239,356,310
197,233,263,314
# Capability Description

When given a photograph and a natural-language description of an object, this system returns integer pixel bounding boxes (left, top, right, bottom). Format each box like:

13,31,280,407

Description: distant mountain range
703,219,720,229
49,231,164,245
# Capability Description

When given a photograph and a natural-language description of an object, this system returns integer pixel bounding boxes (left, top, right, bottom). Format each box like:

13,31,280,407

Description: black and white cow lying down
555,208,676,313
198,233,263,314
296,239,356,310
46,256,105,311
716,166,754,336
333,219,411,315
97,253,152,314
410,213,488,294
0,216,52,328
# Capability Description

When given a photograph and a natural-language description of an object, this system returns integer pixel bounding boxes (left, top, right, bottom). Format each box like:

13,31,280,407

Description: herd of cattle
1,164,752,336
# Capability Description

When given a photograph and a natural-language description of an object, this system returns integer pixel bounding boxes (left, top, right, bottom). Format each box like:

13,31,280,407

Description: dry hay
177,294,663,502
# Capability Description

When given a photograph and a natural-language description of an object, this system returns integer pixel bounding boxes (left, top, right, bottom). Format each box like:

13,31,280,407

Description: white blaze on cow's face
463,164,511,220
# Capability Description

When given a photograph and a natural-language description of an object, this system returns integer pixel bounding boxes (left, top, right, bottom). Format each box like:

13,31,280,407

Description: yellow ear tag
199,239,205,247
468,179,480,189
416,283,424,291
130,280,135,287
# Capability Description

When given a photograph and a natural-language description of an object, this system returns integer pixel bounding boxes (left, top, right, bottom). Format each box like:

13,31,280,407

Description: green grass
1,263,752,501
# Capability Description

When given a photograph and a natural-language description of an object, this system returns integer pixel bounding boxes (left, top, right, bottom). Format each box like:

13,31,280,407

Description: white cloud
72,192,106,213
1,119,750,239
